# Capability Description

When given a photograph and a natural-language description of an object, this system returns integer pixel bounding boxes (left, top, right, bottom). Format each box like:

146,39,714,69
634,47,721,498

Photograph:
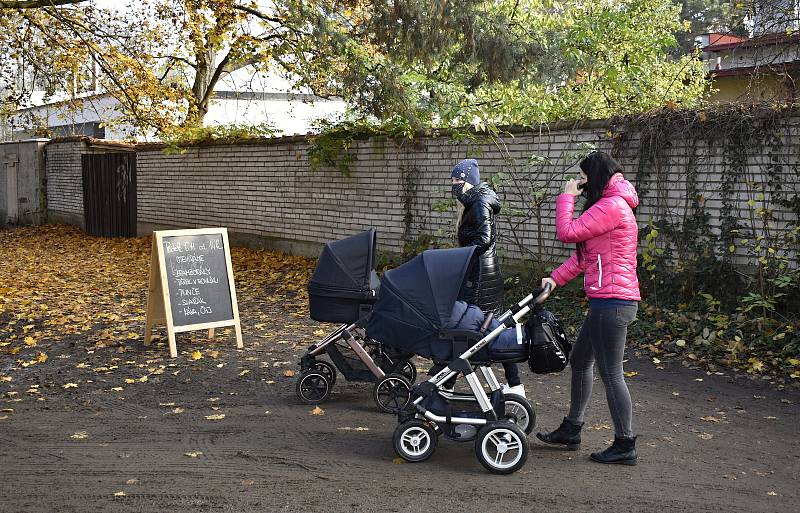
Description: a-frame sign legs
143,241,179,358
221,228,244,350
144,243,160,348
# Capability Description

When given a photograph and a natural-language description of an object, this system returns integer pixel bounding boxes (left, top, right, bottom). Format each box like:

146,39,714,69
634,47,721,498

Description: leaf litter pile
0,224,318,419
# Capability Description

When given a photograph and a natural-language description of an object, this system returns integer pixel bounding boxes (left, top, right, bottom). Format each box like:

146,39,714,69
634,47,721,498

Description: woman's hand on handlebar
539,278,557,301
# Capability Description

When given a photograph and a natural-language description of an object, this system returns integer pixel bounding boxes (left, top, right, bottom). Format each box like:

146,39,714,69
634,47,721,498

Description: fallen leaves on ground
310,406,325,416
283,369,295,377
184,451,203,458
70,431,89,439
0,225,316,393
204,413,225,420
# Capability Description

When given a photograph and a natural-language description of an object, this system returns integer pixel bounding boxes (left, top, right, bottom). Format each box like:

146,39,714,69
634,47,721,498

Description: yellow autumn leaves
0,225,315,365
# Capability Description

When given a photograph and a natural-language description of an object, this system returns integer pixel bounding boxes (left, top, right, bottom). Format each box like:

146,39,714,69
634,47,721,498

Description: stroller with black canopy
366,246,566,474
296,228,417,413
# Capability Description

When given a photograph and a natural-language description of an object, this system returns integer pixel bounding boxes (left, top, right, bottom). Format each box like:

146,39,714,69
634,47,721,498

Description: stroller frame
394,285,551,474
415,288,546,422
297,316,416,413
302,319,410,381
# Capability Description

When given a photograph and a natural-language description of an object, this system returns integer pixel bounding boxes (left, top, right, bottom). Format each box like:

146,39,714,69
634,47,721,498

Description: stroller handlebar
494,282,552,325
533,282,553,304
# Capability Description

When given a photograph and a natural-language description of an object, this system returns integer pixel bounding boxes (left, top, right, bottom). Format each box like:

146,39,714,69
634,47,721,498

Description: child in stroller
439,299,528,364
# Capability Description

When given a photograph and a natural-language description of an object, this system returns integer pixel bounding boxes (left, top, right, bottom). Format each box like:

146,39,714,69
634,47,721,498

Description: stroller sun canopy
366,246,476,358
309,228,377,295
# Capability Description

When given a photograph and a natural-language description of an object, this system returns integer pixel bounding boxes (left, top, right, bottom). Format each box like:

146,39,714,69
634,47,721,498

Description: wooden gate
82,152,137,237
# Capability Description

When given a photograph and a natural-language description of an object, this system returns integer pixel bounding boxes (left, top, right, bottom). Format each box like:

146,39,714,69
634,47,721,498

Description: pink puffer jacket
550,173,641,300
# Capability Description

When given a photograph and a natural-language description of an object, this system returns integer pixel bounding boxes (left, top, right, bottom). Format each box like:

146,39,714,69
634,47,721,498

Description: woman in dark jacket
450,158,523,396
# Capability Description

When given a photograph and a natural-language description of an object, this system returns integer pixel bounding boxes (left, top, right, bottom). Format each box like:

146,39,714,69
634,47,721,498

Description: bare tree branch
232,3,281,24
0,0,85,9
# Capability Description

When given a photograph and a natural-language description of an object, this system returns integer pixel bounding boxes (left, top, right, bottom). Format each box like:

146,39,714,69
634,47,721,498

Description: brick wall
44,114,800,265
45,140,84,225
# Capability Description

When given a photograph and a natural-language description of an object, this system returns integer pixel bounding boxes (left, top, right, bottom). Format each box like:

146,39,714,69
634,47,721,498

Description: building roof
704,31,800,52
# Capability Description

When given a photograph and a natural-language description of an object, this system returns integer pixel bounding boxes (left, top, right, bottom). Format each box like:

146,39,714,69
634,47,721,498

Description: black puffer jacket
457,183,504,314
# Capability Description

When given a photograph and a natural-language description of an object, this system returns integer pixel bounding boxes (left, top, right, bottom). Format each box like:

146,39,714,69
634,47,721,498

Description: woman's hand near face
564,178,581,196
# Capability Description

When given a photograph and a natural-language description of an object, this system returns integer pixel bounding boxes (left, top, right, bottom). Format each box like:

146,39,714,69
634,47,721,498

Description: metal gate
82,152,137,237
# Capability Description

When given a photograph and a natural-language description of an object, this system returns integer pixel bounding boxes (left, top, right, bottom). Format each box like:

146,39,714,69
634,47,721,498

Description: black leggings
566,304,638,437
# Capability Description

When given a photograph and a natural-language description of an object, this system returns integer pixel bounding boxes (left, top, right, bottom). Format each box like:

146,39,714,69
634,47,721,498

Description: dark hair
579,151,622,212
576,151,623,261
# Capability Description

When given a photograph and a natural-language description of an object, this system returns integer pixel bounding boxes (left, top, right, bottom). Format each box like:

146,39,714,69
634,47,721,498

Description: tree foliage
1,0,712,137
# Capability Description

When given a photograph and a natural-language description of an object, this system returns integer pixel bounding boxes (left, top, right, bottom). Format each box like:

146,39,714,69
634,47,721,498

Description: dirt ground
1,227,798,513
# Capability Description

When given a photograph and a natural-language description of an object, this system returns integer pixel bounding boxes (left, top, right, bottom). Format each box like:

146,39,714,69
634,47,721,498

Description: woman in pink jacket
536,151,641,466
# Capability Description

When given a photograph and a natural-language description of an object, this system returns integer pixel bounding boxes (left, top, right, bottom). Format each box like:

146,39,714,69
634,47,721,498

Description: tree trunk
185,46,216,128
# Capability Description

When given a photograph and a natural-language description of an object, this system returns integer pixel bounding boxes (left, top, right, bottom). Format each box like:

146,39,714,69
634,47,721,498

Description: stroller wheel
399,361,417,384
393,420,437,462
475,422,529,474
295,370,332,404
502,394,536,435
310,360,337,387
373,373,412,414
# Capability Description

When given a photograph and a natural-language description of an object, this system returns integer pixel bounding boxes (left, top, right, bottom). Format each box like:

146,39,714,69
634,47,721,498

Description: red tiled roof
705,33,748,46
705,31,800,52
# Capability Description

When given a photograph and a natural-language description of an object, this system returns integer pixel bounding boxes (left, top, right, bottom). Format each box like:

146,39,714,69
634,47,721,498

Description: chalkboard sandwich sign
144,228,243,357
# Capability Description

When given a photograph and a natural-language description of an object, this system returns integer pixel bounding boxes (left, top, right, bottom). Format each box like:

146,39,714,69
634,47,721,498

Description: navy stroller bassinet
308,229,380,323
366,246,527,363
366,246,476,359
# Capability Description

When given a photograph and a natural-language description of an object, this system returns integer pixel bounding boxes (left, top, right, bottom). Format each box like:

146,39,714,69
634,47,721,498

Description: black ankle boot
535,417,583,450
590,435,638,465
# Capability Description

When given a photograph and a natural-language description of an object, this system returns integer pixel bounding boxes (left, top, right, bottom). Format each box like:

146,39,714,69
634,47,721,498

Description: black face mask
452,183,466,201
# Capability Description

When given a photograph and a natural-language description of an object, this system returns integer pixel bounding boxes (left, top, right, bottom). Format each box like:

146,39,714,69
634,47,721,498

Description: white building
5,62,347,142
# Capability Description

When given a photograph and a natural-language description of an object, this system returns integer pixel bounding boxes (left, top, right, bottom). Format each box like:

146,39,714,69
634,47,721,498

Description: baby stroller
366,246,566,474
296,228,417,413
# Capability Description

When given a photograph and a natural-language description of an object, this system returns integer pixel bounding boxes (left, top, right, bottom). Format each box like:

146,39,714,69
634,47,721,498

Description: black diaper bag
526,307,572,374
